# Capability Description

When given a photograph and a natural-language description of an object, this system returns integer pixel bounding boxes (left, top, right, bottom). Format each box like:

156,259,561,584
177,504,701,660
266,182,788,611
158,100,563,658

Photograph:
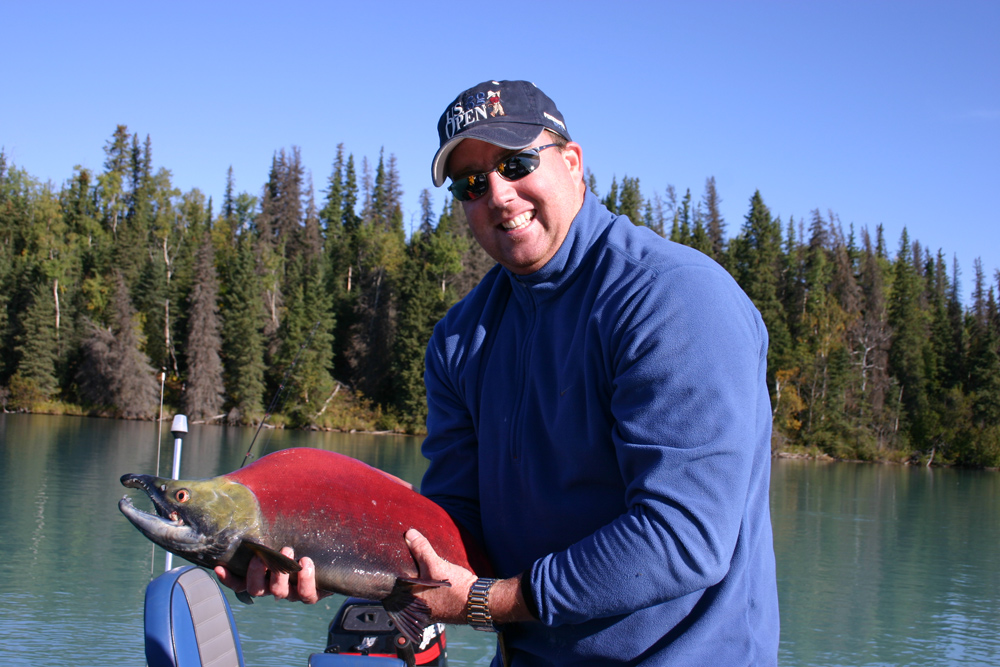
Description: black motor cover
322,598,447,666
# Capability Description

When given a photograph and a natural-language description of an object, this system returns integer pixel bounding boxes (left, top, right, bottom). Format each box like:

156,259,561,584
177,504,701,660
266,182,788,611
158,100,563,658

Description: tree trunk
53,279,60,331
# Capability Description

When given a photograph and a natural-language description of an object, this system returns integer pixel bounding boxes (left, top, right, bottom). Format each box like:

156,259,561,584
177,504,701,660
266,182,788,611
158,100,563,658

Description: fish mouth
119,474,205,549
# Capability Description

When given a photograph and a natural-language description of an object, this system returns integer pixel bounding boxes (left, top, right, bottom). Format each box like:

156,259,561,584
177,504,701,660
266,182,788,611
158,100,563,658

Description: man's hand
406,528,536,626
405,528,478,624
214,546,324,604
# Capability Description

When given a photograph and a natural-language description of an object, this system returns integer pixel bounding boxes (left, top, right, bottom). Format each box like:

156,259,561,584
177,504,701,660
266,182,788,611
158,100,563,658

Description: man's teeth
501,212,533,230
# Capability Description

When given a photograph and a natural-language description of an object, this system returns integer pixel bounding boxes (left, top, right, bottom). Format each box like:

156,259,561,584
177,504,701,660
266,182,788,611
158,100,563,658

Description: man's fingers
269,547,295,599
405,527,436,554
405,528,443,579
297,557,320,604
214,565,245,593
245,554,268,597
215,548,318,603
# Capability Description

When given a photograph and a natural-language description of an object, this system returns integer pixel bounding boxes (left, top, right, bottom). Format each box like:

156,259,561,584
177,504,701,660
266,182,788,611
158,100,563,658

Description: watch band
466,577,498,632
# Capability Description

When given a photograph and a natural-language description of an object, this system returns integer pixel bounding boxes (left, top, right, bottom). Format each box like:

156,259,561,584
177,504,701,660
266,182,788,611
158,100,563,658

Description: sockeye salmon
119,447,491,643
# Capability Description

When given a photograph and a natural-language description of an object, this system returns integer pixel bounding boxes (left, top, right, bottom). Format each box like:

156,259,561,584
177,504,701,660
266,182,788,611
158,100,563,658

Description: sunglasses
448,144,559,201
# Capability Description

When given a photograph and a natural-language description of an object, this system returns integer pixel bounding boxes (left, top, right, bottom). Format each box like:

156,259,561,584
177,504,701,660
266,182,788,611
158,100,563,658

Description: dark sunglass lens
500,153,539,181
450,174,488,201
447,181,467,200
466,174,489,200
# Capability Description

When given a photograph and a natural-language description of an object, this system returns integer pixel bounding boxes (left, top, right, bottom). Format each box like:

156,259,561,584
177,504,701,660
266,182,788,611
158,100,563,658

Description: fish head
119,473,261,569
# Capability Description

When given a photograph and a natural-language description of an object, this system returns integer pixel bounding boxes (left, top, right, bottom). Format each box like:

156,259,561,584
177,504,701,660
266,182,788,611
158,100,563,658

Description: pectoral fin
382,577,451,645
241,540,303,574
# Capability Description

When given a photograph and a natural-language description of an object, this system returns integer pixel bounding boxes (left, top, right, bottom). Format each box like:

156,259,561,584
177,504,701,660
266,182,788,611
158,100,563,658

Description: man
221,80,780,665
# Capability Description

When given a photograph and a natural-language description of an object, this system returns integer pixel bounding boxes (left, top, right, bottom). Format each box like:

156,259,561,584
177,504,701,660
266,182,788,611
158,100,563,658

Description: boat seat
144,565,246,667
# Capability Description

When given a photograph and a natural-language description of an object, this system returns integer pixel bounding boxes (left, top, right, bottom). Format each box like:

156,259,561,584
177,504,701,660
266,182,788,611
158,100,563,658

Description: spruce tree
275,254,335,426
797,212,849,448
444,198,494,299
345,150,406,405
853,228,893,448
688,205,713,257
964,275,1000,465
275,176,336,425
391,190,465,426
10,281,60,404
183,234,225,420
967,263,1000,428
221,234,266,422
702,176,726,261
644,191,667,237
887,229,930,446
328,152,361,381
0,226,11,382
115,133,154,286
727,190,790,392
585,169,599,198
669,189,694,246
601,176,619,214
77,273,158,418
617,176,643,224
97,125,130,239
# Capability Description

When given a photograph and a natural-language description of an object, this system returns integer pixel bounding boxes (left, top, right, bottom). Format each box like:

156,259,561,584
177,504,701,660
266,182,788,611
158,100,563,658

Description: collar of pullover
503,190,612,302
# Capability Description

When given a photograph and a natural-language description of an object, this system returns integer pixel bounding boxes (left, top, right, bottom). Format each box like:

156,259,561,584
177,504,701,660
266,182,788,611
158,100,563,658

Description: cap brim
431,123,544,187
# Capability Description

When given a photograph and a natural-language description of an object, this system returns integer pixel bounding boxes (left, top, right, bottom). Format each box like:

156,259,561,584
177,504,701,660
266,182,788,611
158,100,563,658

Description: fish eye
175,489,191,503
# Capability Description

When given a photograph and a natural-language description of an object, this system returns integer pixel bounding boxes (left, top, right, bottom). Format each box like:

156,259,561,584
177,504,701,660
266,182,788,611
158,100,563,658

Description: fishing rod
240,319,322,468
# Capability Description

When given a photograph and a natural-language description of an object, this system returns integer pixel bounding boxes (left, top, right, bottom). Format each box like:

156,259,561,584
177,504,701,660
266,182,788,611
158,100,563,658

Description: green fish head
119,473,260,569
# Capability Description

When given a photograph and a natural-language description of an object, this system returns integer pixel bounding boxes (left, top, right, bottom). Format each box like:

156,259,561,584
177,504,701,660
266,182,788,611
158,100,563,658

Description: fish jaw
118,494,211,552
119,473,259,568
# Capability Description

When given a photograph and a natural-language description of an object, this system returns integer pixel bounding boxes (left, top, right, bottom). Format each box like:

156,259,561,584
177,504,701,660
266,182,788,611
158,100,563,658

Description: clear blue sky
4,1,997,303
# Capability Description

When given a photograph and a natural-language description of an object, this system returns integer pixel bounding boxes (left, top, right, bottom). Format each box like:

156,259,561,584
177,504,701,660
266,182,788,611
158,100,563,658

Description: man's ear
561,142,584,184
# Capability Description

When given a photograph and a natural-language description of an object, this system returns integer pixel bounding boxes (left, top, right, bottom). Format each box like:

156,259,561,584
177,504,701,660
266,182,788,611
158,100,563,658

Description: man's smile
500,211,535,231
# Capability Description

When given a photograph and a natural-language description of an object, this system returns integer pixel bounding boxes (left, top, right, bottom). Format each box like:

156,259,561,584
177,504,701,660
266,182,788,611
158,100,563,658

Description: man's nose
486,171,517,208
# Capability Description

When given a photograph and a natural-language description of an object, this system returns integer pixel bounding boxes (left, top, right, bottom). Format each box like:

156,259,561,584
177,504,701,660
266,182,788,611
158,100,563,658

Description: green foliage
727,191,792,388
390,190,466,429
12,282,60,400
275,255,335,427
221,234,266,421
183,234,225,420
2,130,998,466
75,274,159,418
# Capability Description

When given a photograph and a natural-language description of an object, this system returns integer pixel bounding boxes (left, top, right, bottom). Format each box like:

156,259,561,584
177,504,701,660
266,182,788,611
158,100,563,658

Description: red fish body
119,447,491,642
226,448,490,595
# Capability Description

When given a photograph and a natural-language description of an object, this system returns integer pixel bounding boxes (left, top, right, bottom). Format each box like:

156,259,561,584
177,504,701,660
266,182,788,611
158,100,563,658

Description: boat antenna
240,320,321,468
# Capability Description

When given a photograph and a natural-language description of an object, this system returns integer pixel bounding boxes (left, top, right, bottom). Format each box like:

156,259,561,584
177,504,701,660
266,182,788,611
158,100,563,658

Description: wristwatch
466,577,498,632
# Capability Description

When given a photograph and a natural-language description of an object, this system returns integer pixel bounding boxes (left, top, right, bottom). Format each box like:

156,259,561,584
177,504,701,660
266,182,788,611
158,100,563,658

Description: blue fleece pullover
421,191,779,665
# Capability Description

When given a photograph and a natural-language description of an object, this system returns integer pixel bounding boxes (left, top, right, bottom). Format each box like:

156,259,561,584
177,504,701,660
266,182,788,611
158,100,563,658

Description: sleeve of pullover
419,324,485,546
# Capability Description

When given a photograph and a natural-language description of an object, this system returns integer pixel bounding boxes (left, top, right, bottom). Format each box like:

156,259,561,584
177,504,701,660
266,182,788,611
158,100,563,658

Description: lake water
1,413,998,666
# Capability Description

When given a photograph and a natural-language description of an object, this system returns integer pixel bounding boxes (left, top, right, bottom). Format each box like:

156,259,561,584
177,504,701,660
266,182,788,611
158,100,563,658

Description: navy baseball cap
431,80,571,187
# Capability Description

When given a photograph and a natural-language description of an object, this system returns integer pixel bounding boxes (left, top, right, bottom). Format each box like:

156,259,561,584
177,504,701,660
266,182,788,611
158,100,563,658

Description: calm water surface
1,414,998,666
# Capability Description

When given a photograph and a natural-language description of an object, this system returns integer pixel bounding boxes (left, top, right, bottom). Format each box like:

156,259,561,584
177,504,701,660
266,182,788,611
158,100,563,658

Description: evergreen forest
2,126,999,467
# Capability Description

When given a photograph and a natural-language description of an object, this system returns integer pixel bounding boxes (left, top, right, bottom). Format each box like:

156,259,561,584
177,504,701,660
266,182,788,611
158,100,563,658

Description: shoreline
5,408,991,470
